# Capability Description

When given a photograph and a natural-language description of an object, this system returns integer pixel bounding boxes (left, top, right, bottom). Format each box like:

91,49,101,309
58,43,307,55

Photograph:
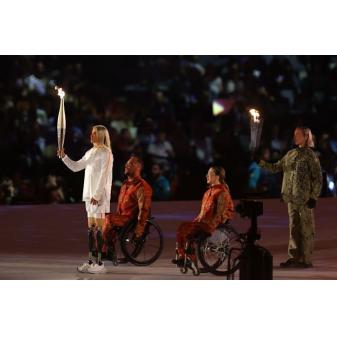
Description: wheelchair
197,222,244,276
104,217,164,266
175,221,244,277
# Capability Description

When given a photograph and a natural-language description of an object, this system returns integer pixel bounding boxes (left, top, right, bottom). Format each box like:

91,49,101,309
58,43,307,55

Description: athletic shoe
77,262,92,273
87,263,107,274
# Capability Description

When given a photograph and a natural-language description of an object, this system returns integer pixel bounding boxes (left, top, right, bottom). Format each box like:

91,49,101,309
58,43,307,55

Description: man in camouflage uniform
259,127,322,268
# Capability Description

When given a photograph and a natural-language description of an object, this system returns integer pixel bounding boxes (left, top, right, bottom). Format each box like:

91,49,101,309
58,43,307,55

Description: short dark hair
130,155,144,169
210,166,226,184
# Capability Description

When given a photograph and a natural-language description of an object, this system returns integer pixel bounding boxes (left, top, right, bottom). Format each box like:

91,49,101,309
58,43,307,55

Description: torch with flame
249,108,263,151
56,86,66,158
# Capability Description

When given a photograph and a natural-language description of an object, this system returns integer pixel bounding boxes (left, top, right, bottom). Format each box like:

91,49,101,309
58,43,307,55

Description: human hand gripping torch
249,108,263,154
56,87,66,158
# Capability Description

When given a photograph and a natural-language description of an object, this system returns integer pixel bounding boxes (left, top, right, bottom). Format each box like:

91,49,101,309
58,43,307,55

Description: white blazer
62,147,113,204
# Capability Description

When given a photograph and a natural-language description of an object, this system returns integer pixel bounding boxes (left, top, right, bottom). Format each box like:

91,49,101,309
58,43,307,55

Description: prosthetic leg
85,217,107,274
77,224,96,273
88,225,95,264
78,215,108,274
95,227,104,266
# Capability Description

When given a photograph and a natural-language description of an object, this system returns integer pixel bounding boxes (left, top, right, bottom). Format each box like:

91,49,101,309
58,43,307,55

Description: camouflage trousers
287,203,315,264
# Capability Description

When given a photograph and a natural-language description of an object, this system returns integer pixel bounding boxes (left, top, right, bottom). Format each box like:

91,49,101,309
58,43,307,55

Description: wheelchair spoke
197,224,243,276
120,220,163,266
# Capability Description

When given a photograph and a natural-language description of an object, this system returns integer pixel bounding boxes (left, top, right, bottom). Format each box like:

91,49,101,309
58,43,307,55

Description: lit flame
55,86,65,99
249,108,260,123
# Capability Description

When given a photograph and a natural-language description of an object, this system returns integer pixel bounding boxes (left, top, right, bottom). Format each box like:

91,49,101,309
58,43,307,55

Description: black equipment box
239,245,273,280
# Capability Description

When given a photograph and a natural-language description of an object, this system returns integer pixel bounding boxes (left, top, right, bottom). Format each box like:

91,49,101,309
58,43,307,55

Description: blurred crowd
1,55,337,205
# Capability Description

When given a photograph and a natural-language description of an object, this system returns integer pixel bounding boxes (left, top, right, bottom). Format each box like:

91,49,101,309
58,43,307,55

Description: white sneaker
87,263,107,274
77,262,92,273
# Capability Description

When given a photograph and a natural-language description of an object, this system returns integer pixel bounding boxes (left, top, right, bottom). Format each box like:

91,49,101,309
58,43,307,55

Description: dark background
1,55,337,204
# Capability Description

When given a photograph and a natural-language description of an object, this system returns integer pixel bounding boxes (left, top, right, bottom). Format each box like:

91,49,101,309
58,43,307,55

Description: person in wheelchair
103,155,153,262
172,166,234,272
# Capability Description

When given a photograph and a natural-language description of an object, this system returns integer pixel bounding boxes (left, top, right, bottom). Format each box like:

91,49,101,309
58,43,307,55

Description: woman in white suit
58,125,113,274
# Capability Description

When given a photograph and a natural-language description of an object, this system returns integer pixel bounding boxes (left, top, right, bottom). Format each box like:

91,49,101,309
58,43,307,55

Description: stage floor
1,199,336,280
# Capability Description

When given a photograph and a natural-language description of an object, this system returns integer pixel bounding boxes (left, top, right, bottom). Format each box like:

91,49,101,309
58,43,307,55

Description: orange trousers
176,221,212,259
103,213,131,253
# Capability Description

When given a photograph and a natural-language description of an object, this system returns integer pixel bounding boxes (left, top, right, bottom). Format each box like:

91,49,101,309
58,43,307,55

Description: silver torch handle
57,96,66,158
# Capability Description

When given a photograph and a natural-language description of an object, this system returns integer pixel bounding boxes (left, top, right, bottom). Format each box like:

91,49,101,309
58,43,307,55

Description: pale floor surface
1,199,336,280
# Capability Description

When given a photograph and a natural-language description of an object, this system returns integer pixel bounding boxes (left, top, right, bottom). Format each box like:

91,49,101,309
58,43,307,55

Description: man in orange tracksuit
173,166,234,269
103,156,152,258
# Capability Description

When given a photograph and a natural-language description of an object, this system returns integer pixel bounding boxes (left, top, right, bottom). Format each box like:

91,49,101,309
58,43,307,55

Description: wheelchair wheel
197,224,243,276
120,219,164,266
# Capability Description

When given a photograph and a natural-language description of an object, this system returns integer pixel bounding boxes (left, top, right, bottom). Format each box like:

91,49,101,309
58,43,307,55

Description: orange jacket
117,177,153,235
195,183,234,230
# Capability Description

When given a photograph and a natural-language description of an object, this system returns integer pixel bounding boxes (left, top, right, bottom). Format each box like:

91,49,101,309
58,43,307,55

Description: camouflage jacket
259,147,322,205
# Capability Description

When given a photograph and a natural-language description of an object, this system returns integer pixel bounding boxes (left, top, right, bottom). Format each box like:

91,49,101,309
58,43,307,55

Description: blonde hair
297,127,315,148
92,125,111,150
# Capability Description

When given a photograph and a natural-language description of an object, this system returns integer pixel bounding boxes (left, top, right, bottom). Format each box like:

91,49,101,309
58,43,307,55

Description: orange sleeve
223,187,234,220
212,191,226,227
116,185,125,214
134,185,152,236
212,188,234,227
194,191,207,222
